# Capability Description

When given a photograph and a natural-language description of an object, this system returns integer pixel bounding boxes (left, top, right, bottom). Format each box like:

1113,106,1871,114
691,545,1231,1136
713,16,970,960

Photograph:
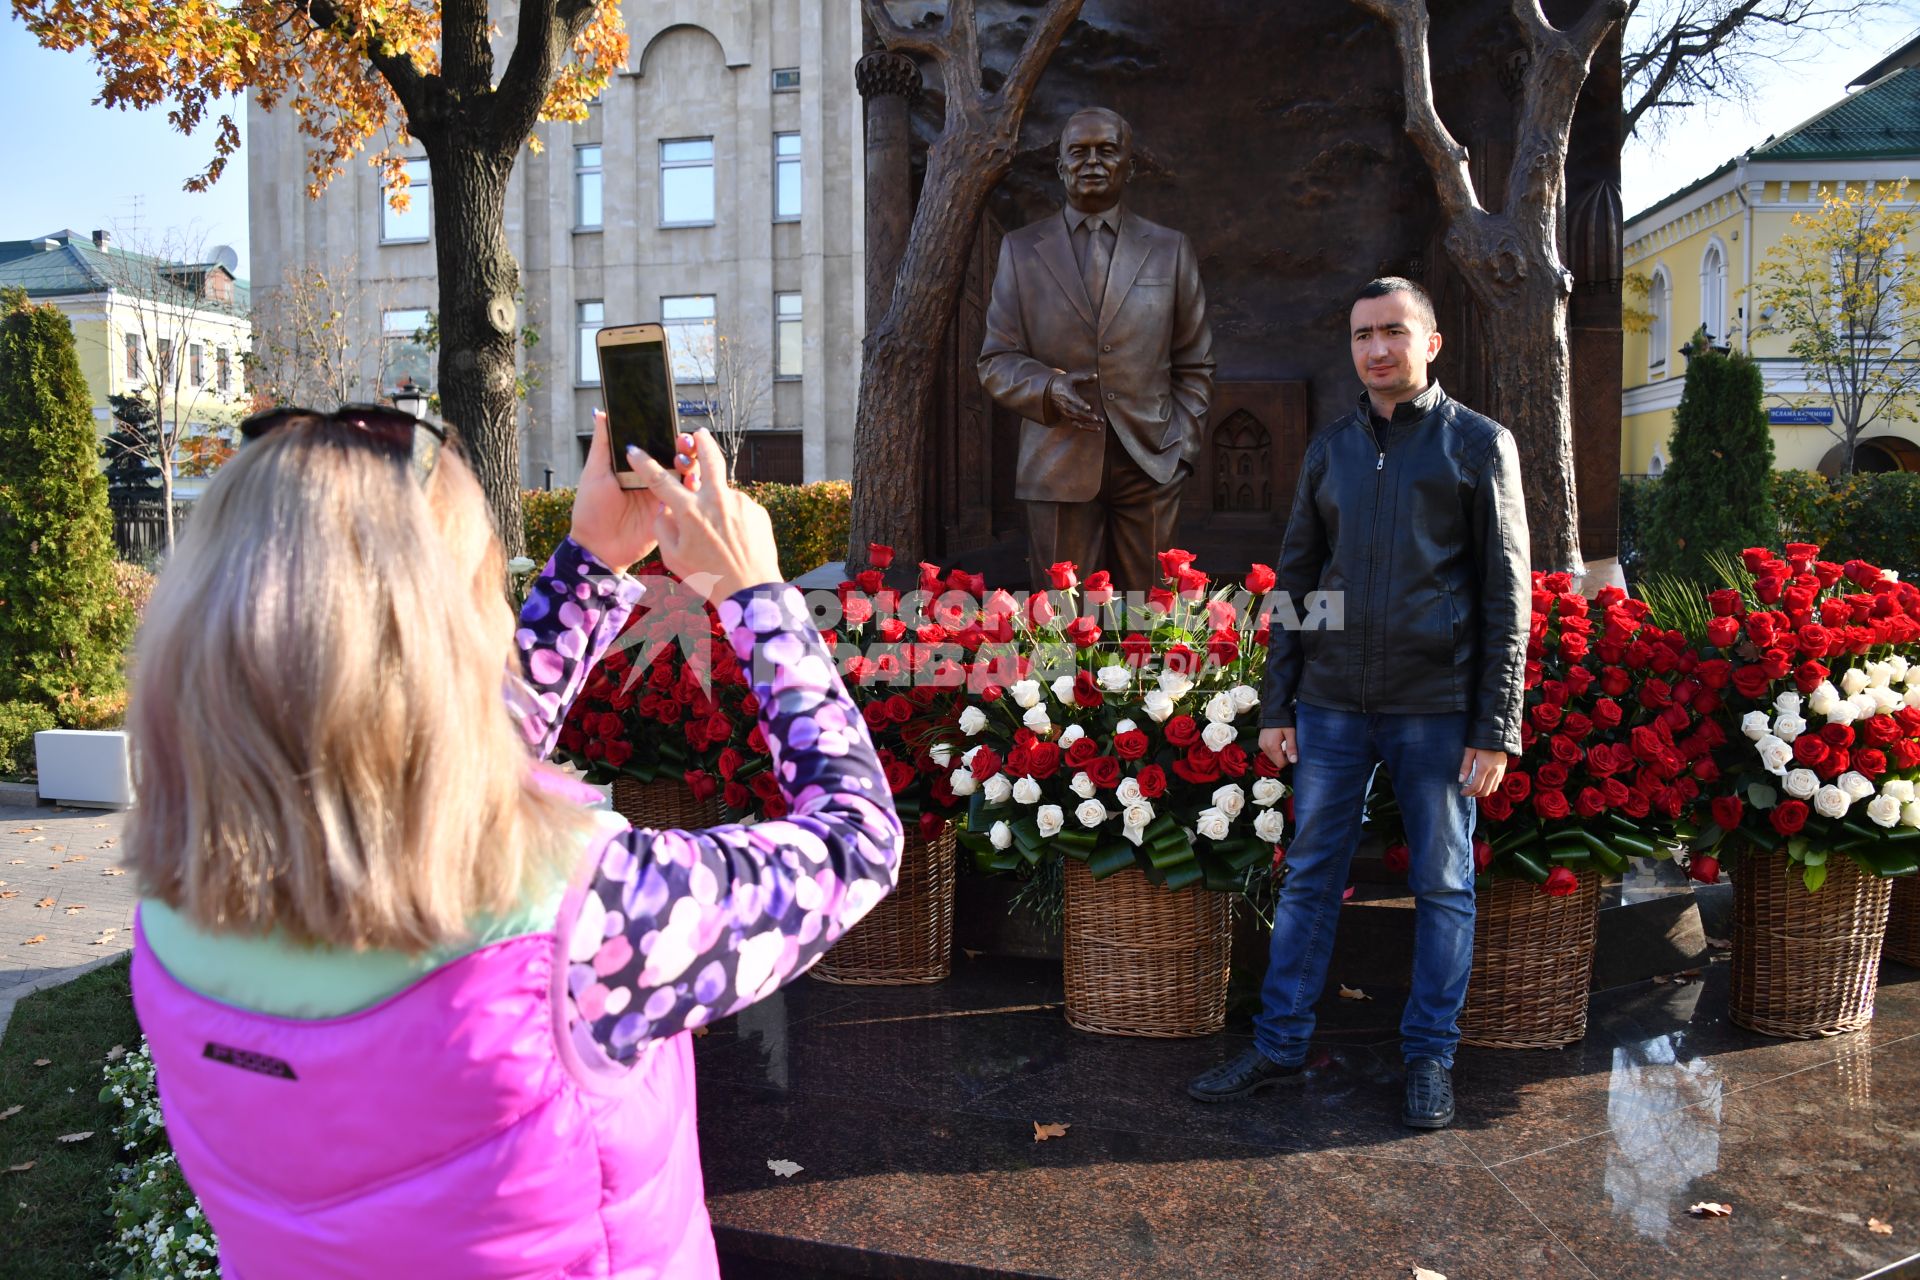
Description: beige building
247,2,866,487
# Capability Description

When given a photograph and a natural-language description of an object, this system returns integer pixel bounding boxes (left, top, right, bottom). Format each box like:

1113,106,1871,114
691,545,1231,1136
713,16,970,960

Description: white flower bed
100,1040,219,1277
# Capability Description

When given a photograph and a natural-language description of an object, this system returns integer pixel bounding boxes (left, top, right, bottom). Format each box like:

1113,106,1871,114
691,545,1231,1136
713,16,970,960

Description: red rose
1175,565,1211,598
1687,855,1720,885
1575,787,1607,818
1532,702,1564,731
1601,666,1632,697
1136,764,1168,799
1730,665,1774,699
1120,633,1153,666
1792,735,1830,767
1173,742,1222,784
1027,741,1062,779
1073,669,1103,708
1602,777,1632,808
1707,588,1744,617
1114,729,1149,759
1562,712,1594,740
1855,747,1887,776
1533,789,1572,820
969,747,1003,781
1156,548,1198,581
1472,838,1493,873
723,781,751,811
1383,843,1411,875
1503,771,1532,802
1086,756,1123,789
1245,564,1277,594
867,542,895,570
885,758,917,793
1480,792,1514,821
919,811,947,844
1541,867,1580,896
1862,714,1901,747
1794,660,1830,694
1591,698,1624,730
1620,788,1651,819
1164,715,1200,747
1770,799,1810,835
1027,593,1057,627
1819,722,1854,748
1064,736,1100,768
1711,795,1743,830
1538,762,1571,790
1550,734,1583,765
1048,561,1078,591
1219,744,1250,777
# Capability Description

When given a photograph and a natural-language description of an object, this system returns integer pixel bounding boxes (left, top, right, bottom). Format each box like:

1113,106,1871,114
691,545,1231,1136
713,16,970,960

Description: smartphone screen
600,336,678,479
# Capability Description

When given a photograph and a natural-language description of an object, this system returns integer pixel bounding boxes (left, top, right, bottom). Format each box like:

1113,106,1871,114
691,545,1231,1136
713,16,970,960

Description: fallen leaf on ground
105,1045,126,1061
1033,1121,1070,1141
91,823,106,828
1412,1268,1448,1280
24,837,43,843
101,837,116,846
1689,1202,1733,1218
55,1131,92,1143
6,1161,34,1173
63,905,84,915
0,891,17,900
64,856,83,863
0,1105,22,1121
962,948,982,960
9,827,42,834
766,1159,803,1178
31,1059,50,1067
8,859,23,865
21,936,44,946
1869,1218,1893,1235
1338,984,1372,1000
91,932,118,946
101,868,124,876
33,897,53,909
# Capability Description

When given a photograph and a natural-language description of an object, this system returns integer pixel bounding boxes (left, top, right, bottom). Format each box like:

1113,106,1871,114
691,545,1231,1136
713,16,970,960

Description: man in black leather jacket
1188,277,1529,1129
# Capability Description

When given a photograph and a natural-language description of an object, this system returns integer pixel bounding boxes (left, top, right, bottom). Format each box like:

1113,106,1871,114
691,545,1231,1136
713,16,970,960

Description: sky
1,7,1916,281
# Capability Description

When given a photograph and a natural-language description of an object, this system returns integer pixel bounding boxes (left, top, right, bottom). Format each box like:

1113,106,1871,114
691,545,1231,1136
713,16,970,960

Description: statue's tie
1083,219,1113,318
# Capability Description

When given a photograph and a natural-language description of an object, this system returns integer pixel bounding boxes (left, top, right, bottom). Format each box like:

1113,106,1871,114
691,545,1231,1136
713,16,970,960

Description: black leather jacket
1258,382,1531,756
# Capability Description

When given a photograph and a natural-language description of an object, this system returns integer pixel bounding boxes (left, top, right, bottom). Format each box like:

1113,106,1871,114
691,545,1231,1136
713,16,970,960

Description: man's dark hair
1356,277,1437,332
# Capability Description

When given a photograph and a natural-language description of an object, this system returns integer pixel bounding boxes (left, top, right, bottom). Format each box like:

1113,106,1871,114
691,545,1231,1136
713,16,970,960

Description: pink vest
130,809,719,1279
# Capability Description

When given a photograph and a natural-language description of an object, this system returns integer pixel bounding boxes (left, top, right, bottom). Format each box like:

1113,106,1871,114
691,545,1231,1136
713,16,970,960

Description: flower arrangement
101,1040,218,1278
1675,544,1920,891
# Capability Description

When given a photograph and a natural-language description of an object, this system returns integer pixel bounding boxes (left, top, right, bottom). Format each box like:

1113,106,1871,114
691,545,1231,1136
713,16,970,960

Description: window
776,292,802,378
1648,269,1671,375
660,139,715,226
124,333,141,380
216,346,232,394
575,145,603,230
157,338,174,382
577,300,604,384
189,343,205,387
774,133,801,221
772,67,800,92
1700,244,1726,344
662,295,716,381
382,158,432,242
382,308,433,394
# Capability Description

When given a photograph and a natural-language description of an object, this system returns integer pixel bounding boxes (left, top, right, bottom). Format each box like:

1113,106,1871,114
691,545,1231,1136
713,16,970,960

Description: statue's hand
1048,372,1105,432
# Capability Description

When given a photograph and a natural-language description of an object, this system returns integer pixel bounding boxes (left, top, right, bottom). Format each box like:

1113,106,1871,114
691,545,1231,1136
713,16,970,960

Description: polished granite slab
697,956,1920,1280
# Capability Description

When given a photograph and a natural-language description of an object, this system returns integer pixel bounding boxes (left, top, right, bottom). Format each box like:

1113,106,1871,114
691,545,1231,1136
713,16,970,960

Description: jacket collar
1360,380,1447,430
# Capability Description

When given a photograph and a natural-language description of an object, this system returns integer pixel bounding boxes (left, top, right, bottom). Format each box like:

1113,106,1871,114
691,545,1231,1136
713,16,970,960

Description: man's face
1057,116,1131,212
1350,292,1443,401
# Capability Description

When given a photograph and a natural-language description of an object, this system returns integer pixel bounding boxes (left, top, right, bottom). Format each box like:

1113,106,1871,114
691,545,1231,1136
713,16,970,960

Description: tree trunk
426,140,527,558
848,137,1006,571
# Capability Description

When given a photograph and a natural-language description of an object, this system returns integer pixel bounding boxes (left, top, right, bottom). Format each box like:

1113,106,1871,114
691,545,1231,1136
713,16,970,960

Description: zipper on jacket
1360,418,1386,710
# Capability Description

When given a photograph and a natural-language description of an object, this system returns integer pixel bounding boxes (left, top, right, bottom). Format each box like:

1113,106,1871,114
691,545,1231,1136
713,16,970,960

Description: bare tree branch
1000,0,1089,118
491,0,600,152
862,0,952,64
1349,0,1483,223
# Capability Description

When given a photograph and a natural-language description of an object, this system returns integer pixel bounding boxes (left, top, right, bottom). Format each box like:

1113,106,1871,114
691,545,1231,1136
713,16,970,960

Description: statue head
1056,108,1134,214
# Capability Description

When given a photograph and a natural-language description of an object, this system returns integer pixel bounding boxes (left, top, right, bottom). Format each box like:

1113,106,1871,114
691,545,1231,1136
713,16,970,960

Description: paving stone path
0,803,135,1040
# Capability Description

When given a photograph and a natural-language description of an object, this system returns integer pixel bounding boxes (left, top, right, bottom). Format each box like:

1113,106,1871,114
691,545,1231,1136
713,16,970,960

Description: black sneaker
1402,1057,1455,1129
1186,1047,1306,1103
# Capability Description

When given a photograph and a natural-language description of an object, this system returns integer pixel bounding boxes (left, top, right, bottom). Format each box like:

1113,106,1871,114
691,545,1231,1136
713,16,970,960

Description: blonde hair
126,419,590,952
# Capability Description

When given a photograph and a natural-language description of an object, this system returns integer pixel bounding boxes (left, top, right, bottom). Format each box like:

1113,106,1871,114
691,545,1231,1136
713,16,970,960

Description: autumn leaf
6,1161,34,1173
766,1159,803,1178
33,897,54,909
31,1059,50,1067
0,891,18,900
1869,1218,1893,1235
56,1131,93,1143
1033,1121,1070,1141
102,868,125,876
1689,1202,1733,1218
8,859,24,865
0,1105,21,1121
1412,1268,1448,1280
63,905,85,915
24,836,43,843
1338,984,1372,1001
9,826,42,833
21,935,45,946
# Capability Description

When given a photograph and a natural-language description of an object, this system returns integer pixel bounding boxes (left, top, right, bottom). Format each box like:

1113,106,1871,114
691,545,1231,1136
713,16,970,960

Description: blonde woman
125,405,902,1278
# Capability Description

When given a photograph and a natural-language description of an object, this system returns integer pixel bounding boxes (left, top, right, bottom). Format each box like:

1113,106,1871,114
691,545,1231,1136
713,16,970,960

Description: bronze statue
978,107,1216,595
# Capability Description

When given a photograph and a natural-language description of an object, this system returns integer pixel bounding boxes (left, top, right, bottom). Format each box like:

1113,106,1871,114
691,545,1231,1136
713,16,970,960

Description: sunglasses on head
239,403,453,488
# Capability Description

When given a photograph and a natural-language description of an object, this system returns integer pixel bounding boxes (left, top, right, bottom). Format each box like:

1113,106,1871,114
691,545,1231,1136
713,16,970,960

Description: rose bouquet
1674,544,1920,891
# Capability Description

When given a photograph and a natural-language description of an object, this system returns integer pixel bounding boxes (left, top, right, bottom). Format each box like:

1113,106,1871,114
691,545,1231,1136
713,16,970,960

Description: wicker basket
1061,859,1232,1038
610,776,721,831
1459,870,1600,1050
813,824,958,985
1731,853,1892,1039
1886,876,1920,970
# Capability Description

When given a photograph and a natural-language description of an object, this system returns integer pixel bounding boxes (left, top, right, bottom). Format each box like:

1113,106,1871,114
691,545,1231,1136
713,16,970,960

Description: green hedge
0,699,55,774
521,480,853,582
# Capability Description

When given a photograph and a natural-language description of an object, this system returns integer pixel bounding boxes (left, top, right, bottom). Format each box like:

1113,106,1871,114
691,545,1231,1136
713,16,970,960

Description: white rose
990,820,1013,850
1865,660,1893,688
1868,685,1902,712
1114,718,1138,735
1866,795,1903,828
1850,692,1878,719
1784,768,1821,799
957,707,988,737
1036,804,1064,837
1826,699,1860,726
1902,800,1920,829
1754,734,1793,775
1837,770,1876,801
1141,689,1176,722
1096,664,1131,692
1194,807,1232,841
1122,800,1154,832
1886,655,1909,681
1069,771,1097,800
1741,710,1772,741
1058,724,1086,747
1840,668,1869,696
1201,721,1238,753
930,742,953,767
1204,691,1237,724
1254,808,1287,843
1051,674,1078,704
1771,713,1807,741
1230,684,1261,713
962,745,981,765
1908,687,1920,710
1881,779,1916,803
983,774,1013,805
1075,799,1108,829
949,768,978,797
1022,704,1053,735
1158,669,1194,699
1252,777,1286,806
1810,685,1840,717
1212,784,1247,819
1116,777,1143,807
1012,775,1042,806
1774,691,1804,717
1814,784,1851,819
1010,679,1042,709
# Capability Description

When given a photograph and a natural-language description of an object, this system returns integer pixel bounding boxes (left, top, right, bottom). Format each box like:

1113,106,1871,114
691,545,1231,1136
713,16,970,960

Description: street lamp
392,385,430,421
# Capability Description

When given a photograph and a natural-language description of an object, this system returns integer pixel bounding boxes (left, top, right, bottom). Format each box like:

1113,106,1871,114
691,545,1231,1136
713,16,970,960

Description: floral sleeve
565,584,904,1065
506,536,646,759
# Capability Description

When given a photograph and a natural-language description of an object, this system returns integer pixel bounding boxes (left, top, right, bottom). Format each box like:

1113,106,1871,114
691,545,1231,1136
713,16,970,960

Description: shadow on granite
700,957,1920,1280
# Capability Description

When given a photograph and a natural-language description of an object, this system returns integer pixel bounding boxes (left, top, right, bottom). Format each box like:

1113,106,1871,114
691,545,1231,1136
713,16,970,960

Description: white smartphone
596,322,681,490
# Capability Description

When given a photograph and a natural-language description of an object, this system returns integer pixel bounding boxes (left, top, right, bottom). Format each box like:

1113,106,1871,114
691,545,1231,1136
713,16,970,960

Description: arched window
1700,243,1727,344
1649,268,1672,375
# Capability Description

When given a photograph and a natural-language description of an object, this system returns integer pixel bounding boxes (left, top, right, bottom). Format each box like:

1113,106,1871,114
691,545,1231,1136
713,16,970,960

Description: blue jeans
1252,702,1477,1069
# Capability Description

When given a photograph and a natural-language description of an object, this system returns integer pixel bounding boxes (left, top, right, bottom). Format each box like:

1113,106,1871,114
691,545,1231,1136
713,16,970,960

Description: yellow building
0,228,252,446
1622,39,1920,476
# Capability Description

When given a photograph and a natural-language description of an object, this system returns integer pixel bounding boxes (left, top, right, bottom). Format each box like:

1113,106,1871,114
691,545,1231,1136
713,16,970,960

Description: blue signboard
677,399,717,417
1769,406,1834,425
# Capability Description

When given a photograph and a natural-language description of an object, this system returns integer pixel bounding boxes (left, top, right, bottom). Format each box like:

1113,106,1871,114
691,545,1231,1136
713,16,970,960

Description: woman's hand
627,428,782,604
568,410,692,574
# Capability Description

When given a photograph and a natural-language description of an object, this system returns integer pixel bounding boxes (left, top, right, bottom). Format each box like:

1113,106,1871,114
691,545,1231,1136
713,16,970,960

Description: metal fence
110,499,192,562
